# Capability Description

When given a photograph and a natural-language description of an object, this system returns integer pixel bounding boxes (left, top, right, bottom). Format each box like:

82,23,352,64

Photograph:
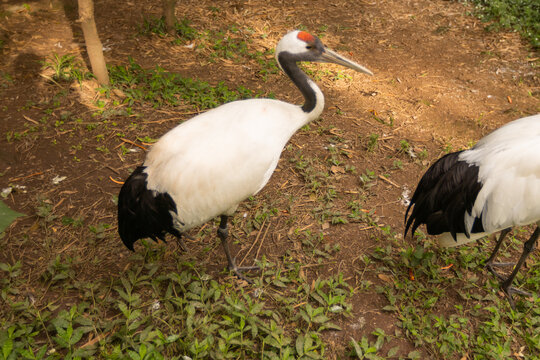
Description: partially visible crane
118,30,373,282
405,114,540,308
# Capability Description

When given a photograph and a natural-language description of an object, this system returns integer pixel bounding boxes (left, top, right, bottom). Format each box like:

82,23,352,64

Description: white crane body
144,98,320,231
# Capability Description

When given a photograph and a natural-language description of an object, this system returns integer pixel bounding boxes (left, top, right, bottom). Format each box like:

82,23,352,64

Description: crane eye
306,45,313,50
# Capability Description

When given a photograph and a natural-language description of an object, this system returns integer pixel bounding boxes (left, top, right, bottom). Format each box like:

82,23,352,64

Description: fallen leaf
0,201,24,233
331,165,345,174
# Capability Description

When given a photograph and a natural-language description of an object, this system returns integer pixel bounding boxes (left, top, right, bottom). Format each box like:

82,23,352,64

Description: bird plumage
404,150,484,246
117,30,373,280
143,99,312,232
405,114,540,247
117,166,181,250
460,116,540,235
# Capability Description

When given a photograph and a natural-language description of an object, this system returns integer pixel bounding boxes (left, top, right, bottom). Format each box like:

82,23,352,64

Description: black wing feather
404,151,485,242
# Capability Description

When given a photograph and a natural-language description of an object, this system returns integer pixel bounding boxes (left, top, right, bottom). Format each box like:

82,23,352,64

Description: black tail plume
404,151,484,240
117,166,181,250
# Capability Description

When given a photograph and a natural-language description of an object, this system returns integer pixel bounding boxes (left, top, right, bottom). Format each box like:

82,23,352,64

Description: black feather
117,166,182,250
404,151,485,242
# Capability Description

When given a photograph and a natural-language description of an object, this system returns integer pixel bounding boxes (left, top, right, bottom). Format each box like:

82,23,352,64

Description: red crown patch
297,31,315,43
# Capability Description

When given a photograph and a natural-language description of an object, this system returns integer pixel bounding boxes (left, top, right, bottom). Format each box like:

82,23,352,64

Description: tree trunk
78,0,109,85
162,0,177,35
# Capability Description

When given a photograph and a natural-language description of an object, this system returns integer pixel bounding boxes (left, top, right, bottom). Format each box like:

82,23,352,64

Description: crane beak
321,48,373,76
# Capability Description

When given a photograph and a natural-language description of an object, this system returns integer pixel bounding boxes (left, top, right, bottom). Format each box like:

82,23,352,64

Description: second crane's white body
144,96,322,231
459,114,540,235
433,114,540,247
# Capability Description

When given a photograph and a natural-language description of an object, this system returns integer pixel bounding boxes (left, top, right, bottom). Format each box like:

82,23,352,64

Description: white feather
438,232,489,247
144,98,323,231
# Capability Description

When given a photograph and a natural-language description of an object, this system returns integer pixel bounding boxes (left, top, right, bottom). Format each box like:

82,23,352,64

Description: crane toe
485,261,515,281
502,286,533,310
227,258,260,284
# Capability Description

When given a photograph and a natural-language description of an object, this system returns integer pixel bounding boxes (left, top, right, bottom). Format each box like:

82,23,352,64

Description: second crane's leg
217,215,259,283
170,228,188,251
501,226,540,309
484,228,512,280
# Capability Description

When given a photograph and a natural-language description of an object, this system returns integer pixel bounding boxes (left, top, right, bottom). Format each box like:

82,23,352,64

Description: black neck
277,52,317,113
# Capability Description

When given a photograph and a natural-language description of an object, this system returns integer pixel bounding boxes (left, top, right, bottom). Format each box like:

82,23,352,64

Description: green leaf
295,334,304,356
387,346,399,357
349,337,363,358
382,305,398,312
35,345,48,359
0,201,24,233
69,327,85,346
312,314,329,324
2,338,14,359
117,301,129,318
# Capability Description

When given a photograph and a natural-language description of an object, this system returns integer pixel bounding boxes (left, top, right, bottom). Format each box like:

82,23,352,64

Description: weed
370,221,540,358
140,17,168,36
359,169,376,189
468,0,540,48
0,72,14,88
209,30,250,60
137,135,158,143
141,16,199,43
88,223,111,242
41,54,90,83
35,200,57,222
41,254,76,286
61,216,84,227
349,328,392,359
96,145,109,153
1,247,359,358
392,159,403,170
366,133,379,152
399,139,411,153
443,143,453,153
369,110,394,127
417,148,428,160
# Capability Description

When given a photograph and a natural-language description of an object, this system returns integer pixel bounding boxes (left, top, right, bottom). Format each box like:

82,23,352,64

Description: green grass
139,20,280,80
41,54,92,83
371,230,540,359
468,0,540,48
107,58,264,110
140,16,199,43
0,250,355,359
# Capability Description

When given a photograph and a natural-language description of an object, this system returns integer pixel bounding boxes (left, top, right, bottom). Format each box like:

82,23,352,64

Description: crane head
275,30,373,76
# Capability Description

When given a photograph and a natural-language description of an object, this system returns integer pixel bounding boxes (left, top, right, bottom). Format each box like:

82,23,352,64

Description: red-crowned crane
404,113,540,308
118,30,373,282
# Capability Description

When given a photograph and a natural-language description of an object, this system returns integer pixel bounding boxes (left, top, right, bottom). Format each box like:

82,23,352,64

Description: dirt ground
0,0,538,357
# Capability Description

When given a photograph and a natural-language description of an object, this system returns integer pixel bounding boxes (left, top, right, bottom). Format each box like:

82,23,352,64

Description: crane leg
217,215,259,283
484,228,512,280
500,226,540,309
170,229,188,251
